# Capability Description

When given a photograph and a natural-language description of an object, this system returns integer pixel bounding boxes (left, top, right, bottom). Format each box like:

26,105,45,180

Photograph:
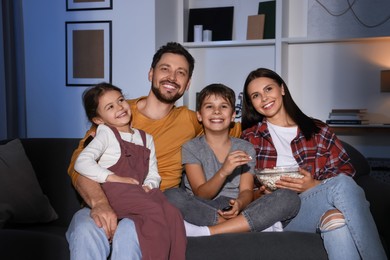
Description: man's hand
90,201,118,241
74,175,118,241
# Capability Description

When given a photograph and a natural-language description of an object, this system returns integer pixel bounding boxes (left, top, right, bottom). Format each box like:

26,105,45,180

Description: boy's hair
196,83,236,112
151,42,195,78
82,82,122,124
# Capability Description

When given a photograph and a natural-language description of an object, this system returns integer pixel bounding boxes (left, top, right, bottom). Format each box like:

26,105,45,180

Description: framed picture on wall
65,21,112,86
66,0,112,11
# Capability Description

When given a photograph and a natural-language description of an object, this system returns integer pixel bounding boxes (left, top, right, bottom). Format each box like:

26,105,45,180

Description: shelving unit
164,0,390,130
156,0,390,158
175,0,291,110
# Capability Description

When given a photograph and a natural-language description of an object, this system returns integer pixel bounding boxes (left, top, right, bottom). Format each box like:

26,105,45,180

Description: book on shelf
326,119,369,125
327,108,368,124
258,1,275,39
331,108,367,114
328,112,366,120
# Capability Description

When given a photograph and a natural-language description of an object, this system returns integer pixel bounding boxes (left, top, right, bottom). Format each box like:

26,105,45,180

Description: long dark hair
82,82,122,125
241,68,320,140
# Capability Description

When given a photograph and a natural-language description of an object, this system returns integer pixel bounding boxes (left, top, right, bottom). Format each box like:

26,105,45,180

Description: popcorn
255,166,303,190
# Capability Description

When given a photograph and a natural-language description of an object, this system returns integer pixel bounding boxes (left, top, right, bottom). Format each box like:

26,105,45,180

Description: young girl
74,82,186,260
165,83,300,235
241,68,386,260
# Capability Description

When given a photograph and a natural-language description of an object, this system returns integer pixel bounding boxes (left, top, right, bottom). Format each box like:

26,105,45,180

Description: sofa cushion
186,231,327,260
0,139,58,227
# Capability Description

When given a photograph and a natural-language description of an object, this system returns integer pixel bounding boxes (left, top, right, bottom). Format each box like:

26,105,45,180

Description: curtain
1,0,26,139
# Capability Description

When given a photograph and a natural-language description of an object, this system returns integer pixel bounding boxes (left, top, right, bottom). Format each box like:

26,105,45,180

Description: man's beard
151,84,183,104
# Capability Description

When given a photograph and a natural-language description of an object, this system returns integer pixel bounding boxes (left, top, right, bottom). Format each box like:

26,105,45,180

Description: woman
240,68,386,260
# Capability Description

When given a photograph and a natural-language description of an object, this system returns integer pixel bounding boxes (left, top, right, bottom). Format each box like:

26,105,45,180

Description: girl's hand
219,151,252,178
276,168,320,193
106,174,139,185
142,184,152,193
217,199,241,219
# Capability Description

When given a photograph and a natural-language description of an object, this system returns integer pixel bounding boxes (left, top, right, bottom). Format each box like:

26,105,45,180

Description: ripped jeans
284,174,386,260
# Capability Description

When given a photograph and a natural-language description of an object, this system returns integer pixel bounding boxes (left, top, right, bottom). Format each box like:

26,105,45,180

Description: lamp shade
381,70,390,92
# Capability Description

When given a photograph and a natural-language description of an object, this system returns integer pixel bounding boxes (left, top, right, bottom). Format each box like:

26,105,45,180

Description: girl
241,68,386,260
74,82,186,260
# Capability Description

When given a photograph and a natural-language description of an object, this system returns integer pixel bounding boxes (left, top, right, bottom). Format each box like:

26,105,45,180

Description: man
66,42,241,259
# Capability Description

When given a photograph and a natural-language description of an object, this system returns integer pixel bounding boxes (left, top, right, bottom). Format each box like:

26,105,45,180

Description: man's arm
68,127,117,239
75,174,117,240
229,121,242,138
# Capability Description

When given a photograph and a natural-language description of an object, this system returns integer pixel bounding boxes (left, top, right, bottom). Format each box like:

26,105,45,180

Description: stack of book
326,109,369,125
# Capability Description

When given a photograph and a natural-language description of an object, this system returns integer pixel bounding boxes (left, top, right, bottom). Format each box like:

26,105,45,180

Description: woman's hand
219,151,252,178
276,167,320,193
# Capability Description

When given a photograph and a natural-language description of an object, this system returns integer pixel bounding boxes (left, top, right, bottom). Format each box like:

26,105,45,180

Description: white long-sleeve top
74,124,161,188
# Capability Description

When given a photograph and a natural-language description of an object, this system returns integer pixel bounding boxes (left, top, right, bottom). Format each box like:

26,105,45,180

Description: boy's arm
236,172,254,210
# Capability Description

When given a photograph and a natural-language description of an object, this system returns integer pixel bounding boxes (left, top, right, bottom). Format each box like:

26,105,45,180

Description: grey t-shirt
182,135,256,199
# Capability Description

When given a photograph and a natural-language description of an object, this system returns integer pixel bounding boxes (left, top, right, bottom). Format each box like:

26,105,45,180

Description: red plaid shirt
241,120,355,180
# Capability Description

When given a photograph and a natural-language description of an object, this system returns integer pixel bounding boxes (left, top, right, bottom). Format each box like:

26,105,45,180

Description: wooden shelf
329,125,390,135
183,39,276,49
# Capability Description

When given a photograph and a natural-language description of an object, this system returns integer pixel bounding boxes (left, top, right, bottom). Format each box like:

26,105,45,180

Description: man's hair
151,42,195,78
196,83,236,112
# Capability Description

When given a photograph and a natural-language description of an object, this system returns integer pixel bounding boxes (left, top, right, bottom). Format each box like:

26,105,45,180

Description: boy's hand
217,199,240,219
219,150,252,177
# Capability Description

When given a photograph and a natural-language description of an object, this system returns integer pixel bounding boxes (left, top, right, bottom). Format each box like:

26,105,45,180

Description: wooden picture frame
66,0,112,11
65,21,112,86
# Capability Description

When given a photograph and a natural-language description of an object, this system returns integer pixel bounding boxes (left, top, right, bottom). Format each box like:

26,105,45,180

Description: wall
17,0,390,157
186,46,275,110
307,0,390,39
22,1,156,138
285,0,390,157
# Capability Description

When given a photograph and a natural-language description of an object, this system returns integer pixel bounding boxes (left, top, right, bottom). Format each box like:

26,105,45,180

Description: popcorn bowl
255,166,303,190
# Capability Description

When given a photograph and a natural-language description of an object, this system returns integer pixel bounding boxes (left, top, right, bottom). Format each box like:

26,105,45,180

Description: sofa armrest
355,175,390,254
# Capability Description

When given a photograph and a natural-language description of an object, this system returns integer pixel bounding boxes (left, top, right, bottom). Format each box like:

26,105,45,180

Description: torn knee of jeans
319,209,346,232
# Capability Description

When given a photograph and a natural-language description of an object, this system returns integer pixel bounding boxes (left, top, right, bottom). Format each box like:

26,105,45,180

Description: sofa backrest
20,138,82,227
340,141,371,179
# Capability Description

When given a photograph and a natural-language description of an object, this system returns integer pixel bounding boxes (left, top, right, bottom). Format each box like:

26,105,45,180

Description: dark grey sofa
0,138,388,260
